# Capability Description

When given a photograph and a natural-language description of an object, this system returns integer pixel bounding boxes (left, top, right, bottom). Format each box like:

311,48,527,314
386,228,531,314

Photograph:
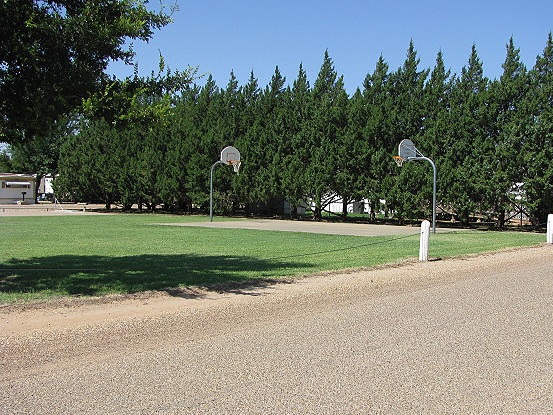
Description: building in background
38,174,55,201
0,173,36,204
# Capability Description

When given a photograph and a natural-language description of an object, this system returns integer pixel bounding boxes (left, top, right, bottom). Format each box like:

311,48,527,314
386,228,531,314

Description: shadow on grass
0,254,313,298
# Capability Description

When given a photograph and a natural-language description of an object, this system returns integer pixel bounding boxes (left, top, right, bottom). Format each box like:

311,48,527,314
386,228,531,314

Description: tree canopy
0,0,174,143
50,36,553,226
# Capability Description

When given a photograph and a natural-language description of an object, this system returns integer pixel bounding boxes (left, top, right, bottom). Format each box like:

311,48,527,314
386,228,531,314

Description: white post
419,220,431,261
547,213,553,244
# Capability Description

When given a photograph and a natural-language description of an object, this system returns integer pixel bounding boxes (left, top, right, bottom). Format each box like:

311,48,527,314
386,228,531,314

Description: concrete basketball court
174,218,452,237
0,204,106,216
0,204,451,236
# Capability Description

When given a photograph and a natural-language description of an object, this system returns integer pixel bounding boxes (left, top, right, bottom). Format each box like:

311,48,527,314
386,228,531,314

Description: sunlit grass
0,214,544,303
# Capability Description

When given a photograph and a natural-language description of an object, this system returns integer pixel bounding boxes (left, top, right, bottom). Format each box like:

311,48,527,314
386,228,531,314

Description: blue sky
109,1,551,94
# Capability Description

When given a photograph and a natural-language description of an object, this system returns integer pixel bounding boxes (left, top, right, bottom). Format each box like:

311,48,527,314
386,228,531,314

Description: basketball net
230,160,241,174
393,155,404,167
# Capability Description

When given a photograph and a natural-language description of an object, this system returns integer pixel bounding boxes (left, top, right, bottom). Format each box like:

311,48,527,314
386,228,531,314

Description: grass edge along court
0,214,545,303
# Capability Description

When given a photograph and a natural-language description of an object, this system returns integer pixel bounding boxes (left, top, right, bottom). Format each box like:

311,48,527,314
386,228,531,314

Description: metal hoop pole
409,156,437,234
427,157,437,235
210,161,223,222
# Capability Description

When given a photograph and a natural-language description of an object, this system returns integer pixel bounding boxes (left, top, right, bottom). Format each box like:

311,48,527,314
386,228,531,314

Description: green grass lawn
0,214,545,303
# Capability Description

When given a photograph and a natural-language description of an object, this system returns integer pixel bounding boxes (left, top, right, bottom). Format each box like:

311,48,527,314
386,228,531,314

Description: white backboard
398,139,417,160
220,146,240,165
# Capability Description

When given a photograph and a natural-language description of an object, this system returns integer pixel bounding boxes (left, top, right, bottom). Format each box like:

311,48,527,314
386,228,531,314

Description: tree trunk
461,208,469,226
290,204,298,220
497,208,505,229
313,196,322,221
313,206,321,221
310,195,322,220
369,200,376,222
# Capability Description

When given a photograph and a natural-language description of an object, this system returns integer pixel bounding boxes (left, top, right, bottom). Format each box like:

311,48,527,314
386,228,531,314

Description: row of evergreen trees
56,36,553,226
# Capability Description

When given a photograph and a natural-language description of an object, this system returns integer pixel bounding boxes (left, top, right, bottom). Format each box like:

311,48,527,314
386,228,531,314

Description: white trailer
0,173,36,204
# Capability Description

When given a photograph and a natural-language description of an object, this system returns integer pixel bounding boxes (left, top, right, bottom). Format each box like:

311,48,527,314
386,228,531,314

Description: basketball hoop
210,145,242,222
394,138,437,234
230,160,241,174
393,155,404,167
221,146,240,174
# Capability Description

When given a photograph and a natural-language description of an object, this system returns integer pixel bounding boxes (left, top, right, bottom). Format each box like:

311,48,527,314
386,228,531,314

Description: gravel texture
2,244,553,414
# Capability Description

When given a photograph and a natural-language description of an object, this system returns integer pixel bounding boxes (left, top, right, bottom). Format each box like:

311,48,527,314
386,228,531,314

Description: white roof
0,173,36,181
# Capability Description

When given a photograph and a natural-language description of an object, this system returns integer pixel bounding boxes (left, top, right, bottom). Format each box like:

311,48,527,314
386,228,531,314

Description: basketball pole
397,139,437,234
210,146,241,222
209,160,223,222
404,156,436,234
421,156,437,234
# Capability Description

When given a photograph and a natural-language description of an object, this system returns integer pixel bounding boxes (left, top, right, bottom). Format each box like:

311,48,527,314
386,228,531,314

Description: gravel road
2,244,552,414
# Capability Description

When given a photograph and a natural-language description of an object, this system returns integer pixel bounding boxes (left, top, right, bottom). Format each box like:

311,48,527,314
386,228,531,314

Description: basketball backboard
220,146,240,165
210,145,242,221
398,139,417,160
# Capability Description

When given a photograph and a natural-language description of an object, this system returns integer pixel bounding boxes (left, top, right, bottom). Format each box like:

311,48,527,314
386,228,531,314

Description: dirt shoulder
2,244,550,336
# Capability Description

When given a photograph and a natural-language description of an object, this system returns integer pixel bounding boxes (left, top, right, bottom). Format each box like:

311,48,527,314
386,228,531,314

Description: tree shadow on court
0,254,313,298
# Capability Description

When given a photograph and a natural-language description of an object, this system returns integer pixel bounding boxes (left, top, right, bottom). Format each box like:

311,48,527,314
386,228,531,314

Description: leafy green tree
422,51,453,155
1,0,174,144
134,124,180,210
112,127,142,210
307,51,347,220
169,84,202,211
386,42,430,222
201,72,244,214
56,120,121,207
486,38,529,226
281,64,312,217
515,33,553,225
53,38,553,223
9,119,72,199
175,77,219,210
269,67,294,213
362,56,394,219
330,80,356,218
81,64,196,129
421,51,453,221
240,68,287,214
442,45,490,224
0,147,13,172
57,63,195,208
235,71,263,208
341,88,369,218
389,41,429,142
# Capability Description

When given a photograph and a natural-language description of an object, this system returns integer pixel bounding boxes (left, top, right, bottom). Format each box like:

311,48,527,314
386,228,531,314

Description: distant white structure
326,196,386,216
0,173,36,204
38,174,55,200
327,199,365,214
